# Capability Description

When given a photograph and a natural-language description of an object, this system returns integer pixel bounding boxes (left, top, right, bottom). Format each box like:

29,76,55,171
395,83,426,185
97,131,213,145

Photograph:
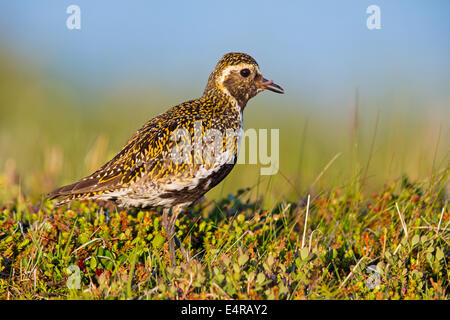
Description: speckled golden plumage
48,52,284,264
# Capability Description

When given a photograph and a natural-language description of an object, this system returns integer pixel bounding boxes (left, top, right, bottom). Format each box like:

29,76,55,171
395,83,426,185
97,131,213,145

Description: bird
48,52,284,265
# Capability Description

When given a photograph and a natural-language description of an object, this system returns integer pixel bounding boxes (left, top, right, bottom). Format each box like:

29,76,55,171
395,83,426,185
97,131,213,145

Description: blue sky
1,1,449,108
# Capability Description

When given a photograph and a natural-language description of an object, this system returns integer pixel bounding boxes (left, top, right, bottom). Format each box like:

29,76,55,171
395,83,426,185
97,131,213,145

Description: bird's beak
260,77,284,94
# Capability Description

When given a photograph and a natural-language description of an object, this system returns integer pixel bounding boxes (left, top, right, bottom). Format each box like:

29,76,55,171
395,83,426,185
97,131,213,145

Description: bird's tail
47,181,96,207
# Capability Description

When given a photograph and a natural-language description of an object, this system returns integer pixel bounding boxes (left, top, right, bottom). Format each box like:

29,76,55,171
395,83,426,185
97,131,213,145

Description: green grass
0,170,448,299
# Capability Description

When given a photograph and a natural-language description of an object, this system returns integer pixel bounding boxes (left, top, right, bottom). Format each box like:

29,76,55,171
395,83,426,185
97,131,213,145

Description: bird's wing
47,107,189,200
48,98,239,203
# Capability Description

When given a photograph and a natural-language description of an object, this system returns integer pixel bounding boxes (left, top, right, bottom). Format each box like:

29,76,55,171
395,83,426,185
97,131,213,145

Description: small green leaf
152,233,166,249
436,247,444,261
222,256,231,266
238,253,249,266
90,257,97,269
105,260,114,271
256,273,265,284
267,255,274,267
232,263,240,274
420,235,428,244
215,273,225,283
300,247,309,260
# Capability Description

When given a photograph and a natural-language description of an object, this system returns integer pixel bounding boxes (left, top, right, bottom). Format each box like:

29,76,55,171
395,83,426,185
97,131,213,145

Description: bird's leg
170,208,193,263
168,214,177,266
161,207,170,235
161,207,192,265
161,208,176,266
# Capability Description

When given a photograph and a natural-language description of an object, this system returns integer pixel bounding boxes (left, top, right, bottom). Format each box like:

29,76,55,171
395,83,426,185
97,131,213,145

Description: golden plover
48,52,284,264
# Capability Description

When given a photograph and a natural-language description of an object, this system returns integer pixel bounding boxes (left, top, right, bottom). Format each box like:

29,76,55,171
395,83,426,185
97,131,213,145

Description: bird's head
204,52,284,108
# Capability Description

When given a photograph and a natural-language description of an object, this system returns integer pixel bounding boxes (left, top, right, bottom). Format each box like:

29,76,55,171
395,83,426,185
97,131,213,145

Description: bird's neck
199,88,243,133
203,86,244,114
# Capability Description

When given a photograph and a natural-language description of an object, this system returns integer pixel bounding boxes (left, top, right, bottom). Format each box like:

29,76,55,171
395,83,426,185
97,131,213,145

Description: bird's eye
240,69,251,77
